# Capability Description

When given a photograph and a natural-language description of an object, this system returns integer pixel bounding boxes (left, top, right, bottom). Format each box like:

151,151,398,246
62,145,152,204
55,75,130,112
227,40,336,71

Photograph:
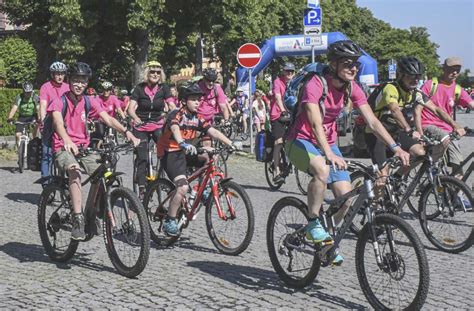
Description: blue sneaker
305,219,333,244
332,252,344,266
455,194,472,211
163,218,179,236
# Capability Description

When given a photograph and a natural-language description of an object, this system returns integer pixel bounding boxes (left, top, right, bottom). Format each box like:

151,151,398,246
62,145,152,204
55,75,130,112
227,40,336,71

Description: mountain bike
267,157,429,310
37,143,150,278
350,132,474,253
132,133,159,196
143,147,254,255
14,120,36,173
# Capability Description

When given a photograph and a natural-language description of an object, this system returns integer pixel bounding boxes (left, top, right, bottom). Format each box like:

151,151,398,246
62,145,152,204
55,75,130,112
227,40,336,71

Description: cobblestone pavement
0,113,473,309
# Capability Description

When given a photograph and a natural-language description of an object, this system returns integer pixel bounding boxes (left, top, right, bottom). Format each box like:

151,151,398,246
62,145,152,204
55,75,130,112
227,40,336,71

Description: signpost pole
311,45,316,63
249,68,254,154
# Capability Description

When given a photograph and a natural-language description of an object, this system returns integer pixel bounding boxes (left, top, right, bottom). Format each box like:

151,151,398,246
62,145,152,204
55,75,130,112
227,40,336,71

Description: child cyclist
48,62,140,241
157,83,235,236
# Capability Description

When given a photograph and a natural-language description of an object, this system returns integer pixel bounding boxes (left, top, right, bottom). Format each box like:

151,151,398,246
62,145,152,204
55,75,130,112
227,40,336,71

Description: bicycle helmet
146,61,162,68
120,89,128,95
68,62,92,79
22,81,34,92
327,40,362,61
397,57,424,75
203,68,218,82
179,83,204,101
49,61,67,73
101,81,113,90
86,87,97,95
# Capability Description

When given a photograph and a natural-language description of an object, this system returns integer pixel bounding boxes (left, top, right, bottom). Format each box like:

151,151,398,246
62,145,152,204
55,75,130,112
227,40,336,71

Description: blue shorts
285,139,350,184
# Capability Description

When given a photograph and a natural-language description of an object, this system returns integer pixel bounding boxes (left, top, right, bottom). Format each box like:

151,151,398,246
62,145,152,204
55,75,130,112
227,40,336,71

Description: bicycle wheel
132,152,138,194
267,196,321,288
418,175,474,253
349,170,369,235
355,213,429,310
295,169,311,195
103,187,150,278
264,149,286,190
406,165,428,216
205,181,254,255
143,178,178,246
18,140,25,173
215,153,228,177
38,184,78,262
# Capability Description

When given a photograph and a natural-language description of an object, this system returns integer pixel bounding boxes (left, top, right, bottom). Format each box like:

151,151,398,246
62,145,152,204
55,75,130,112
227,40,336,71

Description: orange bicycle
143,147,254,255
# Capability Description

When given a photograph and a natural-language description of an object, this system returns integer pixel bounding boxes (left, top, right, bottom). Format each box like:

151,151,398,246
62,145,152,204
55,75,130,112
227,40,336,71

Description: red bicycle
143,147,254,255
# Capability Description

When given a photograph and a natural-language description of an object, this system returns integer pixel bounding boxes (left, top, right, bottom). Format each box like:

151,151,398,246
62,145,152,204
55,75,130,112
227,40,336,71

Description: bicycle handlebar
196,146,234,156
419,127,471,146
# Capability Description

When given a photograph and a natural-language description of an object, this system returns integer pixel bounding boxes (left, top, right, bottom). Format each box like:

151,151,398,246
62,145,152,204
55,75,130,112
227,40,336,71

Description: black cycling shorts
365,131,419,165
161,151,206,181
16,116,36,133
271,119,287,141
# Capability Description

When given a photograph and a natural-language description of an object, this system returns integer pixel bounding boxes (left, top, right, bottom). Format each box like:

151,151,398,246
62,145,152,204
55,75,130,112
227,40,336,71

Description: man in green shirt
7,82,39,146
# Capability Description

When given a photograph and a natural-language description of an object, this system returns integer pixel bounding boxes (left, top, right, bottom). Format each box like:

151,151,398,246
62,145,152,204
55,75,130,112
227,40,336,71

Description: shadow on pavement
152,237,219,255
0,166,17,173
187,260,366,308
239,183,301,195
5,192,40,205
0,241,116,274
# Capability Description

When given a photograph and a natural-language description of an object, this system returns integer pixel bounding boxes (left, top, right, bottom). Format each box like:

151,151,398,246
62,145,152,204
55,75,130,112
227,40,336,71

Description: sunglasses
284,70,295,74
71,80,88,86
149,70,161,75
341,60,361,69
406,74,422,79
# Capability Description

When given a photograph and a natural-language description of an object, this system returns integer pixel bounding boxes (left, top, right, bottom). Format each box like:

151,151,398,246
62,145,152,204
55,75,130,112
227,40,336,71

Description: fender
219,177,233,186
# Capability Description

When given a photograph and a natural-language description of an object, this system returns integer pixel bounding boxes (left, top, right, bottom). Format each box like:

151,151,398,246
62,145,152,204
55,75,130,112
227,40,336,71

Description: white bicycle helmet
49,61,67,73
101,81,113,90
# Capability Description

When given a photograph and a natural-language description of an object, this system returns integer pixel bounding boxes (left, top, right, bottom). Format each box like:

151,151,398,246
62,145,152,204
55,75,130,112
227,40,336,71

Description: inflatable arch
236,32,378,92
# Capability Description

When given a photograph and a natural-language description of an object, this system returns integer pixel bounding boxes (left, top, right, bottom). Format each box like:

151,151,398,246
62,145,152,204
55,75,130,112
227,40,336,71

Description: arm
127,99,141,124
7,105,18,121
170,124,184,144
422,100,465,135
414,103,424,135
99,111,140,146
387,101,412,132
39,99,48,122
52,110,78,155
218,102,229,120
275,93,286,113
207,127,232,146
359,104,411,166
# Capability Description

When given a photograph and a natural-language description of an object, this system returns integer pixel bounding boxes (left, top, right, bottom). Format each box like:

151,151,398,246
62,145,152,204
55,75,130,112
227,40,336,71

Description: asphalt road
0,112,473,309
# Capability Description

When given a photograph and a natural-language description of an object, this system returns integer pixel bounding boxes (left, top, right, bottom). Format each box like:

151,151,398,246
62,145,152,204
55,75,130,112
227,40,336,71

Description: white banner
275,35,328,53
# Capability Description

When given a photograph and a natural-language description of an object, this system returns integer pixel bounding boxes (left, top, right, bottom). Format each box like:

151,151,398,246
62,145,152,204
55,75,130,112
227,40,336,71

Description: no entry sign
237,43,262,68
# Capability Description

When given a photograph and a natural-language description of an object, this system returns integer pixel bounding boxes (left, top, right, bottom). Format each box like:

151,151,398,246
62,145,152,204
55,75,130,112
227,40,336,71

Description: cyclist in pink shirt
48,62,139,241
97,81,126,119
38,62,70,187
417,57,474,177
270,62,295,183
285,41,410,265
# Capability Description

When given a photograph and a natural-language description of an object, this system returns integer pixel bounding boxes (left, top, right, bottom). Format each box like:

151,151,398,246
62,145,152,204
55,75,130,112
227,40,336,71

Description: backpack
41,95,91,147
283,62,352,123
27,137,42,171
429,77,462,104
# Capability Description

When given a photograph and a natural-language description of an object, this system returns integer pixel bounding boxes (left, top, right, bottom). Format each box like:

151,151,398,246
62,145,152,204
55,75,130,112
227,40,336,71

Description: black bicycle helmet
397,57,424,75
22,81,34,92
203,68,218,82
179,83,204,101
68,62,92,79
327,40,362,61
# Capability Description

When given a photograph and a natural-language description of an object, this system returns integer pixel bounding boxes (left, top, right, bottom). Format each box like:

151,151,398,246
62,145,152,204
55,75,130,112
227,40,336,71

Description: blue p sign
304,8,322,26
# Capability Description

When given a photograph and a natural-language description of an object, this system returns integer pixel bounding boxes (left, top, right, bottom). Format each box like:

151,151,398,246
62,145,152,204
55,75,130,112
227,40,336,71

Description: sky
356,0,474,72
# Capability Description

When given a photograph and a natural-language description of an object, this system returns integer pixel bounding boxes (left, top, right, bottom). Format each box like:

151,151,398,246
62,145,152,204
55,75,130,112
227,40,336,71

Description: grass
0,148,17,162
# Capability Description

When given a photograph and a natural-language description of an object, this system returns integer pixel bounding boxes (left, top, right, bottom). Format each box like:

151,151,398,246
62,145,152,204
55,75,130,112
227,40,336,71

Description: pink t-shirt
197,80,228,121
39,81,70,104
120,96,130,110
421,79,473,132
270,77,287,121
98,95,121,118
288,75,367,145
47,93,104,152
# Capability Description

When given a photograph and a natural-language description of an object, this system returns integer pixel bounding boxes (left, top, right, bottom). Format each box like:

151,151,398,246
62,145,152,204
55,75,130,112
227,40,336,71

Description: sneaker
332,250,344,266
163,218,179,236
455,194,472,211
273,174,284,184
305,219,333,244
71,213,86,241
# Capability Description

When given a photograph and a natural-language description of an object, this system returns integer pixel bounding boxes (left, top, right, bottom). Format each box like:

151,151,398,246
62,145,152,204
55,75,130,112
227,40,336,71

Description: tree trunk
195,32,203,76
132,28,149,86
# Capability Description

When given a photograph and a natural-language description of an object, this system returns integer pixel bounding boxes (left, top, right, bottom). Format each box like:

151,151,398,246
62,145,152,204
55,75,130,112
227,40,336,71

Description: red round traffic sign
237,43,262,68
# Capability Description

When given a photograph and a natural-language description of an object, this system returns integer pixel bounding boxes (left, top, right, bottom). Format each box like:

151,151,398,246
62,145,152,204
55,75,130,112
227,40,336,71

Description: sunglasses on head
149,70,161,75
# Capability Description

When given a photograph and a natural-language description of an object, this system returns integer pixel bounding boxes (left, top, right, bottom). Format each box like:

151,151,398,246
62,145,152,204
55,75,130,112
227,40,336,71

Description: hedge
0,88,24,136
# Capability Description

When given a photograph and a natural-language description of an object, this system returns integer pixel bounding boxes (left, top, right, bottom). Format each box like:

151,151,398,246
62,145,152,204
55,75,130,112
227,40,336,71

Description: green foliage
0,88,23,136
255,78,270,95
0,37,37,87
456,69,472,88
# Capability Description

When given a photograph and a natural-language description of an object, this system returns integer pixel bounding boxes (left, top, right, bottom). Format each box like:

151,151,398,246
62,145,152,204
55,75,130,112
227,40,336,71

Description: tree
0,37,37,87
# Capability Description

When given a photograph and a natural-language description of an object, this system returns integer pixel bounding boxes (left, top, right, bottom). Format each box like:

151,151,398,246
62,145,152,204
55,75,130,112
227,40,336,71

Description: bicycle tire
18,140,25,173
143,178,177,246
295,169,310,195
264,149,286,190
132,152,138,195
267,196,321,288
418,175,474,253
38,184,78,262
205,180,254,255
355,213,429,310
103,187,150,278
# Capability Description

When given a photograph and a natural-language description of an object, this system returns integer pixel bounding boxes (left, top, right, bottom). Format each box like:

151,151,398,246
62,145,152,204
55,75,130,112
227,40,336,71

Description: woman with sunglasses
128,60,174,197
285,40,410,265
